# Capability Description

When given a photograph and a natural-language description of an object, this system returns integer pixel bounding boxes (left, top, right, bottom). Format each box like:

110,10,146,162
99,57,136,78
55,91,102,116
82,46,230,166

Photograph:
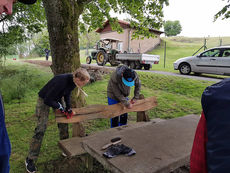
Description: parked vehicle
116,53,159,70
173,46,230,75
86,38,160,70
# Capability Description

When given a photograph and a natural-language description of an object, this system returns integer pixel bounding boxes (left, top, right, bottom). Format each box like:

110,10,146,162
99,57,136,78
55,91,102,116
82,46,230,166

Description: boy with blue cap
107,65,141,128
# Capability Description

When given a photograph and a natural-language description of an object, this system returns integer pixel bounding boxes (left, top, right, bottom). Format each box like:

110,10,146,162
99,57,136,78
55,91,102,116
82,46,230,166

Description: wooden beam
137,94,150,122
56,96,157,124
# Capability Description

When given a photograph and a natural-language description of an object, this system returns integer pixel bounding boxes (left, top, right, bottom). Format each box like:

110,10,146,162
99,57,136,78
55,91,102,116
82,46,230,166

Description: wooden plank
56,96,157,124
58,136,86,157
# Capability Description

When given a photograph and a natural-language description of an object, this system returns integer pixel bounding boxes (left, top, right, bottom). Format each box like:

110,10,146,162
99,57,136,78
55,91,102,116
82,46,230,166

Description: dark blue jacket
38,73,76,109
0,92,11,173
202,78,230,173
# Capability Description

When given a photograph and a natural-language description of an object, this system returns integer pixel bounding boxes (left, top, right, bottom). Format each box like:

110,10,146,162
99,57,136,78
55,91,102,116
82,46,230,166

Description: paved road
84,64,223,83
23,60,223,83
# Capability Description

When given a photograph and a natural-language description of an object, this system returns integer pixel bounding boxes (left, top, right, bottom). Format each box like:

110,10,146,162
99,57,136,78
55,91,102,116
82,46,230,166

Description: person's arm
110,80,130,107
43,81,63,109
190,112,208,173
64,91,71,110
0,91,5,123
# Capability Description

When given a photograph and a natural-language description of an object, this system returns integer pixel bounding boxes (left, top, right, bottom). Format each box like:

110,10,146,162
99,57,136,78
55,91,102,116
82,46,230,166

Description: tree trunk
43,0,86,137
42,0,84,75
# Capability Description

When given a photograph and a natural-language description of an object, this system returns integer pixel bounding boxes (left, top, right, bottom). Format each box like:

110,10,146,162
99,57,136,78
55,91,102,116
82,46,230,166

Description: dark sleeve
111,77,129,107
0,92,5,124
133,75,141,100
64,91,72,110
43,81,63,109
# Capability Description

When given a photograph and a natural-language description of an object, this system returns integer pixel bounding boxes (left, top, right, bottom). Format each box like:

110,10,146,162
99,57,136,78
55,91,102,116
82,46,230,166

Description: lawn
0,57,216,173
1,36,225,172
149,36,230,72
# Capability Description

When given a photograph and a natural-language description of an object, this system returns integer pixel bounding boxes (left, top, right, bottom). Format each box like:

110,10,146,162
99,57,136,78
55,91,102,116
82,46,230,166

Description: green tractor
86,38,121,66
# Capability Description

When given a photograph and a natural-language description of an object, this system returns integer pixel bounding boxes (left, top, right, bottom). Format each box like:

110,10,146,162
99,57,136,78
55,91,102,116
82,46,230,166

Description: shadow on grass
37,155,110,173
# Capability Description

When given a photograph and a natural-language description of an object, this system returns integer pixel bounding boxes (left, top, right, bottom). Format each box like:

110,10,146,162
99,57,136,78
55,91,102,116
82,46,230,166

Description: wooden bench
57,95,157,157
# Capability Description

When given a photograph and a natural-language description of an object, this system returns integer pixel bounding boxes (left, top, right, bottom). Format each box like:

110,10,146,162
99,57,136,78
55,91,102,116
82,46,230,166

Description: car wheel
179,63,191,75
86,56,92,64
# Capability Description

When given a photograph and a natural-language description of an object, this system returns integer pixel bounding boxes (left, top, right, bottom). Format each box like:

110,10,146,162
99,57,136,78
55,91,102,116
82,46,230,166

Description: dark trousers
108,97,128,128
28,97,68,160
0,155,10,173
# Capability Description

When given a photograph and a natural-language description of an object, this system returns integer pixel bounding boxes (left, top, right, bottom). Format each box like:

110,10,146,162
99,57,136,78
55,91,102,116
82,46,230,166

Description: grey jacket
107,65,141,107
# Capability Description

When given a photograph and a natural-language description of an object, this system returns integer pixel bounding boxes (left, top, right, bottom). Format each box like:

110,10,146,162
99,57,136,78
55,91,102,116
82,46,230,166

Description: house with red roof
95,20,164,53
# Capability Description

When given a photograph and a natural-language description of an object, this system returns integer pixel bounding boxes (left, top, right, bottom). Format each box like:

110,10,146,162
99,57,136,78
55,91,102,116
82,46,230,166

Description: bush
0,65,52,103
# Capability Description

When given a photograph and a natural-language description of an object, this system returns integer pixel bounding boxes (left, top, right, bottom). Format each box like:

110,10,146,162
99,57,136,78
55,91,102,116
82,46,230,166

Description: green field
1,37,227,172
149,36,230,72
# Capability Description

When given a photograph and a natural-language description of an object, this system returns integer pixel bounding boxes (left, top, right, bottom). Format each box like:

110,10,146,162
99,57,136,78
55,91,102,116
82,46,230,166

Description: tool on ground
102,137,121,150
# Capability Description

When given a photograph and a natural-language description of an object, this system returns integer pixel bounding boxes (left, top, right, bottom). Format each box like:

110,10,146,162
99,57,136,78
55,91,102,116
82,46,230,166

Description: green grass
23,49,94,64
2,36,225,172
1,59,215,173
149,36,230,72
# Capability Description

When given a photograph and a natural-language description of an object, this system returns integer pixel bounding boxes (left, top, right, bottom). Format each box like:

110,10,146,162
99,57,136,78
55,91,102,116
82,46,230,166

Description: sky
113,0,230,37
163,0,230,37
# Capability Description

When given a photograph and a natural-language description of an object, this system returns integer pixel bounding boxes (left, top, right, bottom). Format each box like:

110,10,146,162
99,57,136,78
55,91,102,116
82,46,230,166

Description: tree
42,0,168,109
0,0,46,58
214,0,230,20
31,29,50,57
163,20,182,37
42,0,169,75
79,31,100,50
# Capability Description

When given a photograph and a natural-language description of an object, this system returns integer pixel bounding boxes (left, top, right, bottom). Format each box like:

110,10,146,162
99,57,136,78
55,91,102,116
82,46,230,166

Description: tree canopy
0,0,46,57
80,0,169,38
215,0,230,20
42,0,169,75
163,20,182,37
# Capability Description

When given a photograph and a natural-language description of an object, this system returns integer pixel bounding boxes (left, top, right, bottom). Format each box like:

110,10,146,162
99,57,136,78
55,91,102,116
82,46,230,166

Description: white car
173,46,230,75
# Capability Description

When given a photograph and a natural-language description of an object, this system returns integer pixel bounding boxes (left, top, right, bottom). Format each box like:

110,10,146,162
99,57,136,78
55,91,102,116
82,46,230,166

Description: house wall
99,29,161,53
129,29,161,53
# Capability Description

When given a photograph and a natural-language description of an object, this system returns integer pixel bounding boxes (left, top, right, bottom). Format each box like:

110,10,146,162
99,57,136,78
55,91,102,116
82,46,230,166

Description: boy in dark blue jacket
25,68,90,173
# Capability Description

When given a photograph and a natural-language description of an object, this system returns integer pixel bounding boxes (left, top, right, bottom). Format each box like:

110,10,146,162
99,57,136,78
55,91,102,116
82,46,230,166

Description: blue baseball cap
122,77,134,87
122,68,136,87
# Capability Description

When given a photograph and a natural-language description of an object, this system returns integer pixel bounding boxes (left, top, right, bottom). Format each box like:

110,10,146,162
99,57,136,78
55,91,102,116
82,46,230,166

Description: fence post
164,41,166,68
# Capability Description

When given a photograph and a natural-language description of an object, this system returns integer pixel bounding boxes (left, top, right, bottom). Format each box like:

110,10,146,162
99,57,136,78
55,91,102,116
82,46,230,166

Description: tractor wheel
109,53,119,66
86,56,92,64
96,51,106,66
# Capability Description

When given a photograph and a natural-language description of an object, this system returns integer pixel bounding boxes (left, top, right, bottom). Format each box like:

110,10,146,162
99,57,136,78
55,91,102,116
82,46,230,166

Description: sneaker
25,157,37,173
